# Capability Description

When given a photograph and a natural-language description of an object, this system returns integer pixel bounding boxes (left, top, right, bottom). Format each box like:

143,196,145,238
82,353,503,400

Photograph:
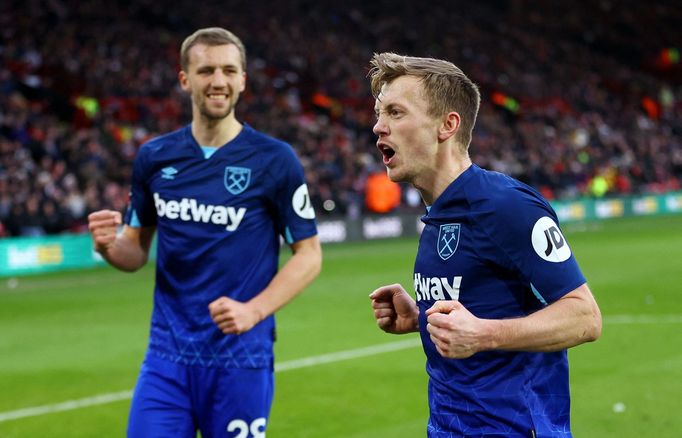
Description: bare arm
426,283,602,358
209,235,322,334
88,210,155,272
489,283,602,351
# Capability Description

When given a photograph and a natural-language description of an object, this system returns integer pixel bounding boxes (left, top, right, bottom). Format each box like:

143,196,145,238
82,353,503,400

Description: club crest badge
437,223,461,260
224,167,251,195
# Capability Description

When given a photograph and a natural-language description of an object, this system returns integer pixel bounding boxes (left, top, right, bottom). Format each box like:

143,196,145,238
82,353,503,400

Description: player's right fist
88,210,122,253
369,283,419,334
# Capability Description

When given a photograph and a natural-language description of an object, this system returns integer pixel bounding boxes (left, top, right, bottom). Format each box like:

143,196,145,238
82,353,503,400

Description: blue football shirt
414,164,586,437
124,123,317,369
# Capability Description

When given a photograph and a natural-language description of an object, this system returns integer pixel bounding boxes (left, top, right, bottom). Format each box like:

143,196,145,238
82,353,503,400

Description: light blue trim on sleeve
201,146,218,159
285,227,294,245
130,209,141,227
530,283,549,306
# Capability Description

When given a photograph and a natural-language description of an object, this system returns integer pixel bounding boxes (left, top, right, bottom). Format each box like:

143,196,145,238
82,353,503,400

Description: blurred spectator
1,0,681,236
41,199,68,234
365,172,401,214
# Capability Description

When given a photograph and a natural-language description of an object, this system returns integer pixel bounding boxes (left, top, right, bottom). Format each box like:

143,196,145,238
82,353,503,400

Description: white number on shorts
227,419,248,438
227,417,267,438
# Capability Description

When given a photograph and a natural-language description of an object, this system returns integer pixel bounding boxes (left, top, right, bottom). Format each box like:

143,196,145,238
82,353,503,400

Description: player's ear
438,111,460,142
239,72,246,92
178,70,190,91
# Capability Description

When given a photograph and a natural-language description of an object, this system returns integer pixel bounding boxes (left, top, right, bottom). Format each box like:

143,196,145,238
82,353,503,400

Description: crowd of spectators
1,0,681,237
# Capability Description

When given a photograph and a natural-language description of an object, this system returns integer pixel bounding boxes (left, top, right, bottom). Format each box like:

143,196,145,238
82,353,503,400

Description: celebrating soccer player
368,52,601,437
87,27,321,438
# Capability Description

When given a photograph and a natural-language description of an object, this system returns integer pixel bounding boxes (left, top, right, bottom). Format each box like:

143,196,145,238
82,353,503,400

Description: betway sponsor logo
153,193,246,231
414,273,461,301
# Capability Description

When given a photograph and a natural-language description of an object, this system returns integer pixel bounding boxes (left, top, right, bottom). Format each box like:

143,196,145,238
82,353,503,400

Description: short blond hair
369,52,480,148
180,27,246,71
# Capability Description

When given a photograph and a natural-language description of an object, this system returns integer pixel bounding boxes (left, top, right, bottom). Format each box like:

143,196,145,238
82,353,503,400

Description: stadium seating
1,0,680,236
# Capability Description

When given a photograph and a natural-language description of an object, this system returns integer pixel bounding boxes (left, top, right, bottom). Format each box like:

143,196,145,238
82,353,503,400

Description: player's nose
210,70,228,88
373,116,389,136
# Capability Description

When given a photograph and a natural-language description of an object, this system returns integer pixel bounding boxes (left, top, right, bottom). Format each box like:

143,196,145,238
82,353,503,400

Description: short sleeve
484,186,586,305
271,145,318,244
124,146,157,228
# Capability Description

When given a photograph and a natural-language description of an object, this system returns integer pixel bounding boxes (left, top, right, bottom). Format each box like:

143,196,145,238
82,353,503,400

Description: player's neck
417,154,472,205
191,116,243,148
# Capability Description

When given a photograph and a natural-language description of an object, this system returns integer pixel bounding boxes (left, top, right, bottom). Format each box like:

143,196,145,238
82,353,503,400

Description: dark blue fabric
415,165,584,437
124,123,317,369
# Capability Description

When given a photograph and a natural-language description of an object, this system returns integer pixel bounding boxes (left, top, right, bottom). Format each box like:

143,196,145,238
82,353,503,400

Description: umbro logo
161,167,178,180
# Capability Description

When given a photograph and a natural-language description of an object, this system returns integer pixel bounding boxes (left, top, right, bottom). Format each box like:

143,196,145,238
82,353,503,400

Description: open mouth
377,143,396,164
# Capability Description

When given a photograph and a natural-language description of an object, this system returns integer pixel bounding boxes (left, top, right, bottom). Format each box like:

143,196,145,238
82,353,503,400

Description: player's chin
201,105,233,120
386,168,405,183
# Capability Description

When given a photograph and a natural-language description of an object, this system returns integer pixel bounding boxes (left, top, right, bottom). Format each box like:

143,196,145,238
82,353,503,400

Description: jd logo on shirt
437,223,461,261
531,216,572,262
224,167,251,195
292,184,315,219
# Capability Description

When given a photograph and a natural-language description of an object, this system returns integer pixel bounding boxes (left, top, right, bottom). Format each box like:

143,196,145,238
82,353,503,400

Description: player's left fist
208,296,260,335
425,300,487,359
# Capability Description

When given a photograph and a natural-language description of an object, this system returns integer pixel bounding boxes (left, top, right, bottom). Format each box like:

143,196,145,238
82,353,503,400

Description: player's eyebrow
375,102,403,116
196,62,241,72
220,63,241,71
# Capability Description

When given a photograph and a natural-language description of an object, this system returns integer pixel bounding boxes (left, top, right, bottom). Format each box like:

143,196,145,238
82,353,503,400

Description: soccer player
87,28,321,438
367,53,602,437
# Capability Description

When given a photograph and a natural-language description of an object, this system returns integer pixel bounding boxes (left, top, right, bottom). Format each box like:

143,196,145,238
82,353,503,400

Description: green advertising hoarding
0,234,106,277
552,191,682,222
1,191,681,277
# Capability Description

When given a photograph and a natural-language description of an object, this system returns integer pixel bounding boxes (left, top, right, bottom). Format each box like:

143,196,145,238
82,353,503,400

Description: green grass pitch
0,214,681,437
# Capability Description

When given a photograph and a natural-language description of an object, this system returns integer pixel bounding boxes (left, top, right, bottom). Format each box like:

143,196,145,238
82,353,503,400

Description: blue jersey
414,165,585,437
124,123,317,370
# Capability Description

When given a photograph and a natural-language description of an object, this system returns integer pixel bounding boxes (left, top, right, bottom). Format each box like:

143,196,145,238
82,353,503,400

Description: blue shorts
127,353,274,438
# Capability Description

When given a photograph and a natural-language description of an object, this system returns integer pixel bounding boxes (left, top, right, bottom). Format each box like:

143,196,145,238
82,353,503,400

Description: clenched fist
88,210,122,253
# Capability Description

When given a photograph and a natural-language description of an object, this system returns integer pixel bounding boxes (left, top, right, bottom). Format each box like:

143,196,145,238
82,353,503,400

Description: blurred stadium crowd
1,0,681,236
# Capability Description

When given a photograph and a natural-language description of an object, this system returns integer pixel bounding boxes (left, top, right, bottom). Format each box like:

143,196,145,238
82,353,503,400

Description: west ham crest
437,223,460,260
224,167,251,195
